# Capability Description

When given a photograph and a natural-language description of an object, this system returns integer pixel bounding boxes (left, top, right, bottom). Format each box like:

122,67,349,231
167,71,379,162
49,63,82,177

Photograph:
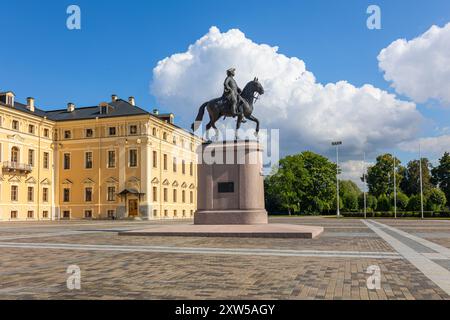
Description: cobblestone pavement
0,217,449,300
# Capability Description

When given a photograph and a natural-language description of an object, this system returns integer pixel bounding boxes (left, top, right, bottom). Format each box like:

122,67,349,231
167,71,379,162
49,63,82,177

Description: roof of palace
45,99,149,121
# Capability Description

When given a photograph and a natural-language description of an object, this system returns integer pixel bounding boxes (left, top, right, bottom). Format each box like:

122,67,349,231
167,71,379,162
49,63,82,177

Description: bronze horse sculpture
191,78,264,140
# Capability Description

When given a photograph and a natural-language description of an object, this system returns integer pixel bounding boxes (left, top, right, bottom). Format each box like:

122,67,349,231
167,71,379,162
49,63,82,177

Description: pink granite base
118,224,324,239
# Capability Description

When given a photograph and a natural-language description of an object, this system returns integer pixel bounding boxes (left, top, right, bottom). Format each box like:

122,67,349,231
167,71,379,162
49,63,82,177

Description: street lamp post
393,156,397,219
332,141,343,218
363,152,367,219
419,145,424,219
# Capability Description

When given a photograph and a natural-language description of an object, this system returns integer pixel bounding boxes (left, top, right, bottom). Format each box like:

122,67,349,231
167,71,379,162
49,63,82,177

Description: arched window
11,147,19,163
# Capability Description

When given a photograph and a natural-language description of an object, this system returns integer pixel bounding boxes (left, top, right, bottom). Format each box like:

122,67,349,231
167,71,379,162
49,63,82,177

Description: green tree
400,158,434,196
339,180,361,211
366,154,403,197
431,152,450,204
425,188,447,212
391,192,409,211
358,194,377,212
377,194,391,212
407,195,423,211
264,152,337,215
264,157,303,215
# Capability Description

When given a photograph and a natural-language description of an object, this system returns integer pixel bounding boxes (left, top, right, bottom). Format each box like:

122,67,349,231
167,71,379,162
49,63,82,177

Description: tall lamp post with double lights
332,141,343,218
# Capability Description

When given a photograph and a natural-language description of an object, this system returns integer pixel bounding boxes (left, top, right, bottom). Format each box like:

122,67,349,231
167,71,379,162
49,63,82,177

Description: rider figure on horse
223,68,245,121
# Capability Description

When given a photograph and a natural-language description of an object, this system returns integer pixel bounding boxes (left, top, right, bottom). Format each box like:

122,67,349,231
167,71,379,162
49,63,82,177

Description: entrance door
128,199,138,217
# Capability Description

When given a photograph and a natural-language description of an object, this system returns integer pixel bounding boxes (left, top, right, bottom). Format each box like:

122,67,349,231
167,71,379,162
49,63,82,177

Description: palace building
0,91,202,221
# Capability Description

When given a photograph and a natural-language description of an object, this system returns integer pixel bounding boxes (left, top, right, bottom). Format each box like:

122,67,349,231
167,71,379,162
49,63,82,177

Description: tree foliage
265,152,336,214
339,180,361,211
401,158,434,196
432,152,450,205
426,188,447,212
367,154,403,197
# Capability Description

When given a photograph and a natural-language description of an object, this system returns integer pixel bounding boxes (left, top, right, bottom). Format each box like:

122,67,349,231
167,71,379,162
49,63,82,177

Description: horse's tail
191,102,208,131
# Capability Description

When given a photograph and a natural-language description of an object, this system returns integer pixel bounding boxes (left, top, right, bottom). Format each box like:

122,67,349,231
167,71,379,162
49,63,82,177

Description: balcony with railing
2,161,32,174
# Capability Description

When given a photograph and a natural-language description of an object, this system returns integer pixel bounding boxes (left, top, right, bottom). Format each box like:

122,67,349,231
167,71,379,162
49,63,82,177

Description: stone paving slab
0,248,447,300
0,217,449,300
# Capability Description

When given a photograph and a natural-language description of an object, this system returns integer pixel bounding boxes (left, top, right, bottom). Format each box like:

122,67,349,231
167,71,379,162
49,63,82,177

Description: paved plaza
0,217,450,300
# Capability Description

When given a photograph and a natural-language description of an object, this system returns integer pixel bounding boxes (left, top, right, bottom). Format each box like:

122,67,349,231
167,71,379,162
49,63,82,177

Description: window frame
85,187,93,202
63,153,71,170
129,149,138,168
85,151,93,169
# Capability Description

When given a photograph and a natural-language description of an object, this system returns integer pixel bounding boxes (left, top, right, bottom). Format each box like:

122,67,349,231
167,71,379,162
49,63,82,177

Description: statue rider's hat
227,68,236,75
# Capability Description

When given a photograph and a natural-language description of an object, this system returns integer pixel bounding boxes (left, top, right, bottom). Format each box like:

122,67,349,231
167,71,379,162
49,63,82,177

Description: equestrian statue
191,68,265,140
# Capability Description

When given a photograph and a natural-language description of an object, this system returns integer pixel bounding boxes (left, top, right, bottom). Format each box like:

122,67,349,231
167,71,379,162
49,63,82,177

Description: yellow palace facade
0,91,202,221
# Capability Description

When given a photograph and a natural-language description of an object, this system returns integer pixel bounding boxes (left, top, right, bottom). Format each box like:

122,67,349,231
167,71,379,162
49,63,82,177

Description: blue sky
1,0,450,170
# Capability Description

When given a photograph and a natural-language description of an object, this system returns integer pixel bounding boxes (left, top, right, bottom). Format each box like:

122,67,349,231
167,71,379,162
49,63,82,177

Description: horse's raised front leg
246,115,260,138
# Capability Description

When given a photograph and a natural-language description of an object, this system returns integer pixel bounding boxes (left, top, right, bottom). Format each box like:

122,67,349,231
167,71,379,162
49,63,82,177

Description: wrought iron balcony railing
2,161,32,174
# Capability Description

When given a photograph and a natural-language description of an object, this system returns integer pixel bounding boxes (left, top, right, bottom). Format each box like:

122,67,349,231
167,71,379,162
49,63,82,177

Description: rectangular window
107,210,115,218
84,210,92,219
27,211,34,219
43,152,49,169
182,160,186,175
11,186,18,201
173,157,177,172
174,210,177,217
43,128,49,138
153,209,157,217
28,124,35,134
28,149,35,167
152,151,157,168
129,149,138,167
153,187,157,202
63,153,71,170
129,125,138,135
85,128,94,138
63,188,70,202
164,210,168,217
12,120,19,130
107,150,116,168
190,191,193,204
190,162,193,176
163,188,168,202
85,187,93,202
173,189,177,202
108,127,116,136
63,210,70,219
152,127,157,136
85,152,93,169
182,190,186,203
11,211,18,219
163,154,167,170
64,130,71,139
107,186,116,201
27,186,34,202
43,188,49,202
42,211,49,218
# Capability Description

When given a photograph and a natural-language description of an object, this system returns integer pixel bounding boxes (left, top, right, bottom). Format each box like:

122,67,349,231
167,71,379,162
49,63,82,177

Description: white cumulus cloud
399,135,450,159
340,160,373,191
378,22,450,104
151,26,423,156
